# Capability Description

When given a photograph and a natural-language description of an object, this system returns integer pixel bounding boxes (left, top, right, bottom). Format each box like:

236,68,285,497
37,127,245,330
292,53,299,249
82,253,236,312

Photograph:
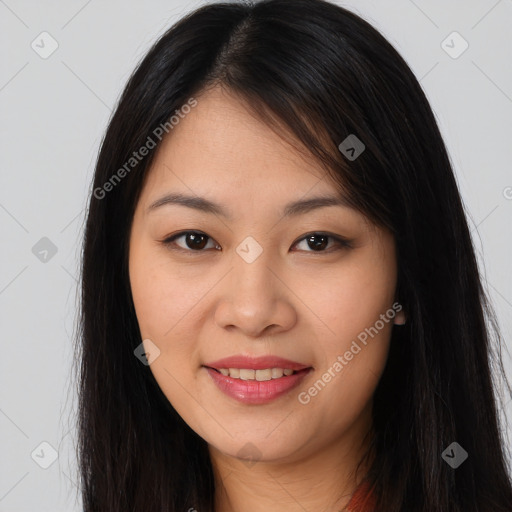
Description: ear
393,309,406,325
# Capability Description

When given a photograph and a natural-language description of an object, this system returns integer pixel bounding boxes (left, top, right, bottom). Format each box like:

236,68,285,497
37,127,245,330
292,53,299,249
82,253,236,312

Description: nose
214,246,297,338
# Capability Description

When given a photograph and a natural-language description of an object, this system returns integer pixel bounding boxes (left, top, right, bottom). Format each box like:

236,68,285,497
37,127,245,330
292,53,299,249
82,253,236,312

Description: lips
202,354,313,405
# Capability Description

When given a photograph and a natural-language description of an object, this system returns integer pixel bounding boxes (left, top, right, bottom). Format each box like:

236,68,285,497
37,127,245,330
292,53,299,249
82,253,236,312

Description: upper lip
204,355,311,371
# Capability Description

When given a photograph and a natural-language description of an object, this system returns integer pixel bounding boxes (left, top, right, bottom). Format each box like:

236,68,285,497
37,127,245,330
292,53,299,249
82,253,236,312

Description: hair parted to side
75,0,512,510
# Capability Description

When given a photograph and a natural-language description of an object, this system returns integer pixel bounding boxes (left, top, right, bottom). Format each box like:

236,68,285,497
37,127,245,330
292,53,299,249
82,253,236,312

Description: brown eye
293,232,351,253
163,231,219,252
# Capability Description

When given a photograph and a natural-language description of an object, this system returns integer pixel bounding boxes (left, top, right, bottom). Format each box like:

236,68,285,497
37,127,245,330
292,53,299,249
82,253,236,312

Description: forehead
141,86,343,203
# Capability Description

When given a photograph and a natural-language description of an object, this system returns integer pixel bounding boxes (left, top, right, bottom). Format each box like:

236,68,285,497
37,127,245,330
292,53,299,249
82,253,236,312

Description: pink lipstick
203,355,312,405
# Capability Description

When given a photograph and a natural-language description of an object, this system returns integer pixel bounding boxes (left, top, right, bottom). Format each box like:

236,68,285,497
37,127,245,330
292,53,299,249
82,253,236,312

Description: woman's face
129,86,400,464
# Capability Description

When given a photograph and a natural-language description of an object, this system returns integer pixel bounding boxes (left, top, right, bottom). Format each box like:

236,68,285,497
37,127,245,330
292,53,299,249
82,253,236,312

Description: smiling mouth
204,366,311,381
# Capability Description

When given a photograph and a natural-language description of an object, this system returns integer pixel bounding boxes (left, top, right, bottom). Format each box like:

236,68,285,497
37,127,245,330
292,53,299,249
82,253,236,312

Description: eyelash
160,230,352,255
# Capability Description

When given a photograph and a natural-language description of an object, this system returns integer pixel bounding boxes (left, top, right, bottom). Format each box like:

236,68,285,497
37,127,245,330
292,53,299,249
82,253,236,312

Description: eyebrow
146,192,352,219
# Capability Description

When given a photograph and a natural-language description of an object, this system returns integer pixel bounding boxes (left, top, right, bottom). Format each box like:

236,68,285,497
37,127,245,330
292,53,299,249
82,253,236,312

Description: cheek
129,245,205,339
129,247,205,409
298,269,394,430
129,255,173,337
128,244,221,404
294,246,396,408
299,258,396,344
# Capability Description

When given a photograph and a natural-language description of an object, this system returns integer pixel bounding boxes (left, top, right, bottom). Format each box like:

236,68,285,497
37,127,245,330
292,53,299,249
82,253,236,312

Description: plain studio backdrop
0,0,511,510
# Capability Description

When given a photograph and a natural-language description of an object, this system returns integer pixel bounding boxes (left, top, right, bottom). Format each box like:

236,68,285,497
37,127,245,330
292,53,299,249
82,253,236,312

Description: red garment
346,480,376,512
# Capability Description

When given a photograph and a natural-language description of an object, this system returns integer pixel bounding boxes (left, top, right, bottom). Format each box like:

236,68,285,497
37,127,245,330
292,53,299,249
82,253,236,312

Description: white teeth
239,369,255,380
215,367,298,380
255,369,272,381
271,368,283,379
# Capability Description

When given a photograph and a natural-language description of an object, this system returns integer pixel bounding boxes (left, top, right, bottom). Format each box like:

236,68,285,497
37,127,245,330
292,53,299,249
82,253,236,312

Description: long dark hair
74,0,512,510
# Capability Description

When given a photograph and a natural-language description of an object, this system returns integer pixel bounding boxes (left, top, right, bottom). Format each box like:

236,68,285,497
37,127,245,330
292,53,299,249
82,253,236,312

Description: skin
129,85,405,512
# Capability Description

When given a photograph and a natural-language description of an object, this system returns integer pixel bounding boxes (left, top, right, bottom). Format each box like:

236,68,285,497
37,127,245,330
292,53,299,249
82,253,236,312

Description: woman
75,0,512,510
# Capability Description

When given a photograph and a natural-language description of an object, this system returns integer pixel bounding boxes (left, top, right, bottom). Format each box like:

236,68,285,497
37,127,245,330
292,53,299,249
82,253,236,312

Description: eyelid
160,230,353,254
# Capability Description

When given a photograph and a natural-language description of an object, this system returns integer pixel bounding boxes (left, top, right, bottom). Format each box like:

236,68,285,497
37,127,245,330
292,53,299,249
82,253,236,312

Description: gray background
1,0,511,510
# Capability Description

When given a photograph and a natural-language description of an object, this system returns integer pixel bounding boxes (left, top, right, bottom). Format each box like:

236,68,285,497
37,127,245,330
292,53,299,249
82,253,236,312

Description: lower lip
204,367,312,405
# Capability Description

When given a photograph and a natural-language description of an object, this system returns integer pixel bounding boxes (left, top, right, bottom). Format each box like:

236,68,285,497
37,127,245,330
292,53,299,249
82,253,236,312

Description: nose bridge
231,235,278,309
214,234,296,336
